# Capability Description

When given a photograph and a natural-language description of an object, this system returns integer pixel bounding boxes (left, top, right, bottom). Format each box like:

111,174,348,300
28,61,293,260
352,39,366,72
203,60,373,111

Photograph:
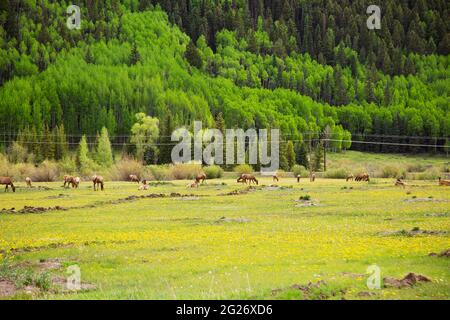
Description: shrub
233,164,253,176
323,168,348,179
413,168,440,180
8,142,29,163
291,164,308,177
406,163,426,173
58,156,78,176
170,163,202,180
299,195,311,201
14,163,35,180
380,165,404,178
204,165,223,179
276,169,287,178
147,165,172,181
109,158,143,181
32,160,59,182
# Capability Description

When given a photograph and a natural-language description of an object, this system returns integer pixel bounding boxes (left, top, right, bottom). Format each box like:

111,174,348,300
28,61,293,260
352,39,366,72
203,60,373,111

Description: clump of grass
299,195,311,201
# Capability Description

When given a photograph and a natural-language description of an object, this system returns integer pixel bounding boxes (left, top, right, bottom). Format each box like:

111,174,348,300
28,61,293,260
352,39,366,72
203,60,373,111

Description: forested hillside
0,0,449,164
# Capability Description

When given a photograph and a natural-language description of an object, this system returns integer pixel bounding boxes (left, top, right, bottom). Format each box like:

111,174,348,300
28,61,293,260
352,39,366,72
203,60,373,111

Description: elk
129,174,140,183
310,173,316,182
272,175,279,182
438,177,450,186
395,178,407,188
346,174,354,182
238,173,258,185
187,181,199,188
0,177,15,192
297,175,301,183
25,177,32,188
195,173,206,184
72,177,81,188
92,175,104,191
63,175,74,188
355,172,370,182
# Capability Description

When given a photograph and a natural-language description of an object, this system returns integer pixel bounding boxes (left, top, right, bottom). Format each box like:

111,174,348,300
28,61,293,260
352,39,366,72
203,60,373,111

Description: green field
0,170,449,300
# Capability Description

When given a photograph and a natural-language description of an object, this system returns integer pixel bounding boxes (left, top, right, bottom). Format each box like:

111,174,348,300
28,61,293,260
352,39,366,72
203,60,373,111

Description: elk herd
0,171,449,193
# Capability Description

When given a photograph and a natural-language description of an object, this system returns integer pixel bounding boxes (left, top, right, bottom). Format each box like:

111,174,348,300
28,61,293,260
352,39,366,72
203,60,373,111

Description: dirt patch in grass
47,193,70,199
271,281,345,300
404,198,449,203
51,276,96,293
38,258,63,270
215,216,251,224
383,273,431,288
220,186,258,196
357,291,378,297
428,249,450,257
379,227,447,237
1,205,68,214
262,185,293,191
0,280,16,297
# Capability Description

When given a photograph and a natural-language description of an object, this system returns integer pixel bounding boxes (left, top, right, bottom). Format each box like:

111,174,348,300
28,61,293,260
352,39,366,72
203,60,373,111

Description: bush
147,165,172,181
8,142,29,163
233,164,253,176
380,165,405,178
32,160,59,182
58,156,78,176
204,165,223,179
323,168,348,179
406,163,427,173
14,163,35,180
411,168,440,180
170,163,202,180
109,158,143,181
291,164,308,177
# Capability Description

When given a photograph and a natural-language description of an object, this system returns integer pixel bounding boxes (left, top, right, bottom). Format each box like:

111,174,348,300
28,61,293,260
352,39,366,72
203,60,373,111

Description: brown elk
0,177,15,192
297,175,301,183
438,177,450,186
195,173,206,184
25,177,32,187
355,172,370,182
272,175,279,182
310,173,316,182
63,175,74,188
346,174,354,182
237,173,258,185
92,175,104,191
395,178,407,188
129,174,140,183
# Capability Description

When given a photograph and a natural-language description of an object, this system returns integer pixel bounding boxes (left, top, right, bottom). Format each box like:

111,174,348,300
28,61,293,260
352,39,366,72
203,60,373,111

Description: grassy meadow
0,153,449,299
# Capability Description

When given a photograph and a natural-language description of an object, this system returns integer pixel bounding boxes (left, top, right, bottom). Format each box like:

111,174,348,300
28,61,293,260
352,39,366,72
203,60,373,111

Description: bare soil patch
383,273,431,288
215,216,250,224
379,227,447,237
428,249,450,257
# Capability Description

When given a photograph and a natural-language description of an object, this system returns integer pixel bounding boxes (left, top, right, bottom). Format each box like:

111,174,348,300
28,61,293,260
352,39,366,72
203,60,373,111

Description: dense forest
0,0,449,167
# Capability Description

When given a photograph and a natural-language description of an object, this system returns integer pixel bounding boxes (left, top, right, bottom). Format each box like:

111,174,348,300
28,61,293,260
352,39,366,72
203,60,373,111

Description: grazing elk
25,177,32,188
195,173,206,184
129,174,140,183
395,178,407,188
438,177,450,186
272,175,279,182
237,173,258,185
310,173,315,182
0,177,15,192
346,174,354,182
355,172,370,182
92,175,104,191
187,181,199,188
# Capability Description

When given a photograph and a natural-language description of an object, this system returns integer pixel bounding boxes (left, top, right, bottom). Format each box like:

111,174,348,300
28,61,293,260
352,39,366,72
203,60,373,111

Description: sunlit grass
0,176,449,300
